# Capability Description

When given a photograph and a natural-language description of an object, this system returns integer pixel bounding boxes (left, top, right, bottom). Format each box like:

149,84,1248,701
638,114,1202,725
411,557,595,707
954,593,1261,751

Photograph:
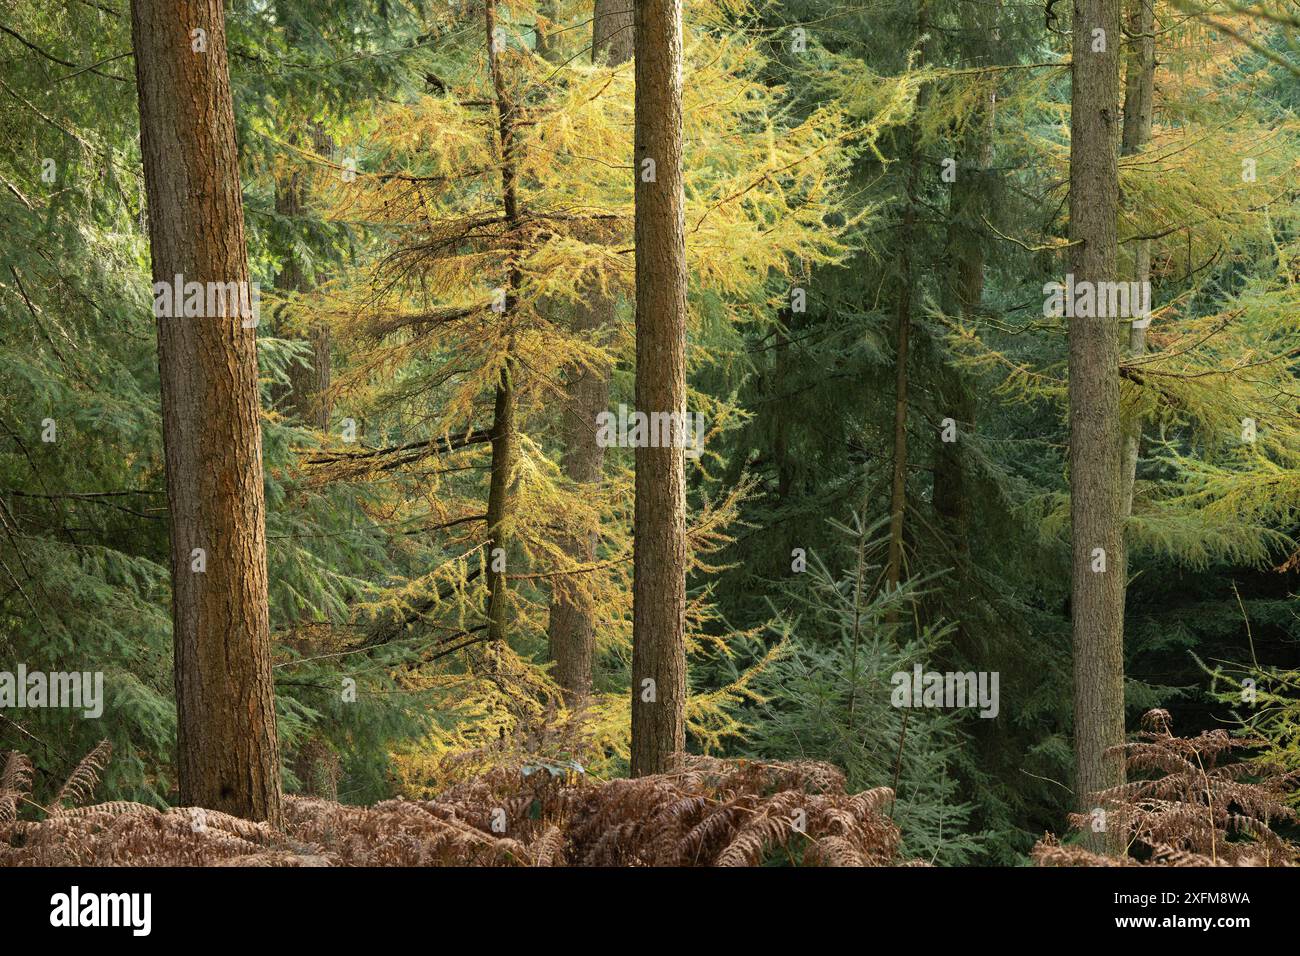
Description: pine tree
129,0,282,824
1068,0,1127,852
630,0,689,776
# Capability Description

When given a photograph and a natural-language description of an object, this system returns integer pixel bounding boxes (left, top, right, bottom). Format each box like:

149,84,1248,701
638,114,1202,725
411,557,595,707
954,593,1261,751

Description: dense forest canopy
1,0,1299,868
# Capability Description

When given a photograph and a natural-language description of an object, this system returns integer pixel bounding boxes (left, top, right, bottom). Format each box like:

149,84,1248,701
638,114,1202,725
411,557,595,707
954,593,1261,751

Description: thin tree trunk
546,0,633,703
130,0,282,824
273,131,332,431
1119,0,1156,520
485,0,521,647
270,1,331,430
484,365,516,645
1068,0,1127,853
630,0,688,776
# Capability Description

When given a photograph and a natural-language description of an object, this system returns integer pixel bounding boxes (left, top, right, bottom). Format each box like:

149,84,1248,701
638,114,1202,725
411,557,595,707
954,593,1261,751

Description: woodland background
1,0,1300,866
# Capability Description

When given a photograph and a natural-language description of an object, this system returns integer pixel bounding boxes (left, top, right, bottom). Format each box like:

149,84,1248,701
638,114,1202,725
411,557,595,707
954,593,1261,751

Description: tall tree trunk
1069,0,1126,853
270,1,330,430
546,0,633,703
272,129,332,431
1119,0,1156,520
485,0,521,647
547,297,610,700
630,0,688,776
130,0,282,824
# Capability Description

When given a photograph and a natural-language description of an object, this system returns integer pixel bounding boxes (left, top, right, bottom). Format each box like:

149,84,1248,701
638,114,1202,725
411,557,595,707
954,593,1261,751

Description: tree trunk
484,366,516,645
485,0,521,647
1068,0,1126,853
269,2,331,430
546,0,633,703
593,0,634,64
630,0,688,776
1119,0,1156,521
130,0,282,824
273,131,332,431
547,298,610,700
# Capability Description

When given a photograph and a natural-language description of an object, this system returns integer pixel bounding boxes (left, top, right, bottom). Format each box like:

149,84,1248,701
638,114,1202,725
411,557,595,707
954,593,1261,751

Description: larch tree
130,0,282,823
483,0,523,650
1068,0,1126,852
297,0,857,783
630,0,688,776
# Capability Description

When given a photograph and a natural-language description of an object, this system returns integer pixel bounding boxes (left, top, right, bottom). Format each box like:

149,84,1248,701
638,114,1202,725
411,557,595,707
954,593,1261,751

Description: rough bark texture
1069,0,1127,853
547,298,610,700
485,0,521,648
484,367,516,645
1119,0,1156,521
593,0,635,64
546,0,633,703
130,0,282,825
630,0,688,777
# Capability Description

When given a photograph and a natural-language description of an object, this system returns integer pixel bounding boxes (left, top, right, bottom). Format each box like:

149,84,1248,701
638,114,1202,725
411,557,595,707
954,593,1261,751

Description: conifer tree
1068,0,1129,852
629,0,689,776
130,0,282,824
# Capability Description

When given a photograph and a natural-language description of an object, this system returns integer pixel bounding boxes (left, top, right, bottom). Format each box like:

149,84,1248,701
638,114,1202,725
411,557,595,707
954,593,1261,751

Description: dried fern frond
1035,710,1300,867
1,743,905,867
0,750,35,831
48,739,111,815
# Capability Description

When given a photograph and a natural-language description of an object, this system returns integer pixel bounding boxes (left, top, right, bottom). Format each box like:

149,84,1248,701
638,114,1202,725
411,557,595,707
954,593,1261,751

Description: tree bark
130,0,282,824
484,366,516,645
546,0,633,704
485,0,521,647
547,298,610,700
1068,0,1127,853
593,0,634,64
630,0,688,776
